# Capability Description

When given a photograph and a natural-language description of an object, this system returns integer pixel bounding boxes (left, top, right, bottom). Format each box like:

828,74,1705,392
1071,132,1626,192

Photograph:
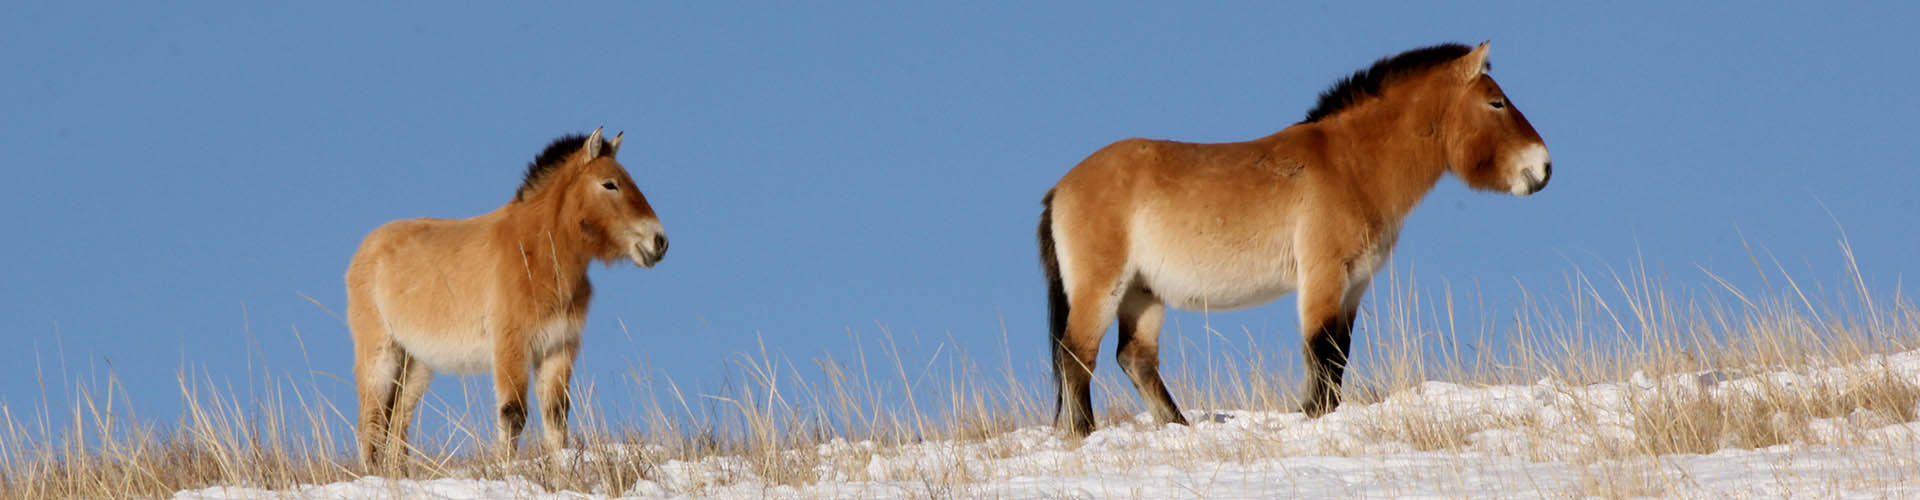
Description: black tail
1038,191,1070,419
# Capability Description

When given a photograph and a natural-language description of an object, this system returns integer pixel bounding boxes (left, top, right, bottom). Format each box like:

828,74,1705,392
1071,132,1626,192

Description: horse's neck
490,200,592,298
1308,109,1451,220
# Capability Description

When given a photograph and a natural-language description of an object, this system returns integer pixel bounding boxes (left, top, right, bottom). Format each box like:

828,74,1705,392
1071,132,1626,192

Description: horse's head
538,128,668,268
1435,42,1552,197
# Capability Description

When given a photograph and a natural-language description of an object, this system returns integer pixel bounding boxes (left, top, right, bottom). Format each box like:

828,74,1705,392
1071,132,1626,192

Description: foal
347,128,668,466
1039,42,1550,435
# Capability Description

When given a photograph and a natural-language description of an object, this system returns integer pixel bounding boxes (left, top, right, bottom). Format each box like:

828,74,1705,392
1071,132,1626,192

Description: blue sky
4,2,1917,439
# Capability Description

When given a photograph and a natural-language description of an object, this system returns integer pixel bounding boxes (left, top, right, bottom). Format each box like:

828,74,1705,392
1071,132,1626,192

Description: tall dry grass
4,239,1917,498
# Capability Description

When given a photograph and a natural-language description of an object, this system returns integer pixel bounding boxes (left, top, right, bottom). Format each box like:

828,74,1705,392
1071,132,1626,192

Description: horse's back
349,217,489,287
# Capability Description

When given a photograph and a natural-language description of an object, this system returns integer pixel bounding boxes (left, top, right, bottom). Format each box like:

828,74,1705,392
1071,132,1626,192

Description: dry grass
5,240,1919,498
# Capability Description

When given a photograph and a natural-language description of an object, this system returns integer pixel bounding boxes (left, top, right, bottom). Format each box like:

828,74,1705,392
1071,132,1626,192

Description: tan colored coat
1039,42,1550,435
346,129,667,467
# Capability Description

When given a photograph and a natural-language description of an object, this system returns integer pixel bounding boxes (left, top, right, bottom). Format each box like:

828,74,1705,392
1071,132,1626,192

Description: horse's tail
1038,190,1070,419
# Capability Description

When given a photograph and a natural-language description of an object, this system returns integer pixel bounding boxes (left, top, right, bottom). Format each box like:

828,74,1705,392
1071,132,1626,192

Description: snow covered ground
176,350,1920,499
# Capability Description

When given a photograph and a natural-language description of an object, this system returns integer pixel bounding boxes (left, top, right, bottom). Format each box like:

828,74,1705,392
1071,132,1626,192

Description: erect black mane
516,133,615,202
1299,43,1476,124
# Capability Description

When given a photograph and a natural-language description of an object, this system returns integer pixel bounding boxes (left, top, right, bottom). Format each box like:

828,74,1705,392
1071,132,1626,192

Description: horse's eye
601,181,619,191
1489,99,1506,109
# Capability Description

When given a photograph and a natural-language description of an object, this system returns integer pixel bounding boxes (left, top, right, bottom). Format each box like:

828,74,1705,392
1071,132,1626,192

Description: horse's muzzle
1521,162,1551,195
632,234,668,268
1508,144,1552,197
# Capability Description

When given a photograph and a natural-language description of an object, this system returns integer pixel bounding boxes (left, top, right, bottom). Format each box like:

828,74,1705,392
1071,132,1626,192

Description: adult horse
346,128,668,466
1039,42,1550,435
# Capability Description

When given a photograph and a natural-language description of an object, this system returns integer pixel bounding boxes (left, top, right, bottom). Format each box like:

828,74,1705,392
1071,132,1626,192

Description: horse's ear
582,127,605,161
1458,41,1491,80
607,131,623,158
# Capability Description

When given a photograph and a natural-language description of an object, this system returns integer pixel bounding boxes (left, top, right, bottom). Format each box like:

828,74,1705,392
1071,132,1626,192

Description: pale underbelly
1127,210,1300,312
392,327,495,374
385,314,578,375
1128,251,1297,309
1144,267,1297,309
1124,210,1398,313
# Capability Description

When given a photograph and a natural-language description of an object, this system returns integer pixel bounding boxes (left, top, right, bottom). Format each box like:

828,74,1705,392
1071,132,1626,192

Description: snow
176,350,1920,499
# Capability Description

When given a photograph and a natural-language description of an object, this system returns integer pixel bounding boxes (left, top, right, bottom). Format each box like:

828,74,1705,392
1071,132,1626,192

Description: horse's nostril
654,234,668,255
1542,162,1553,184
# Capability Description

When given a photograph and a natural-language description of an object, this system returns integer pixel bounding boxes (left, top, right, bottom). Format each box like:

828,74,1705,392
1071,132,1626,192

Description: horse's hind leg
1055,264,1125,437
351,318,403,468
1042,188,1129,436
1057,290,1118,436
383,352,433,467
1115,289,1186,426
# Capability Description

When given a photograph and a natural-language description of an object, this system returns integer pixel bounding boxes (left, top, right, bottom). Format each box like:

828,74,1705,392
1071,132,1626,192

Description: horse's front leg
534,337,579,453
1297,257,1358,417
491,326,531,458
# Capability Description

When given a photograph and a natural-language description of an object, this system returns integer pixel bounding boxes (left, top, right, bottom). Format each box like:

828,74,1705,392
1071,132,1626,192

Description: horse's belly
391,325,495,374
387,315,579,375
372,287,496,374
1125,202,1301,311
1133,240,1298,312
1143,265,1297,311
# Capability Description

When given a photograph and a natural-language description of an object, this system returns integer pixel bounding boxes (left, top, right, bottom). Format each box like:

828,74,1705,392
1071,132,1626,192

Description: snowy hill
176,350,1920,499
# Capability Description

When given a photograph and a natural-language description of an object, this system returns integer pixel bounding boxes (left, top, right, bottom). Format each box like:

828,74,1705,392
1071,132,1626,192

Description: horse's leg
1057,265,1124,436
533,338,579,453
1339,278,1370,374
1298,258,1356,417
491,325,531,458
1115,289,1186,425
350,308,402,468
384,352,433,469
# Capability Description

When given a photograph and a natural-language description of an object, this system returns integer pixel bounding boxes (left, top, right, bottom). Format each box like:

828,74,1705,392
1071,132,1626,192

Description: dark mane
516,133,614,202
1300,43,1476,124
